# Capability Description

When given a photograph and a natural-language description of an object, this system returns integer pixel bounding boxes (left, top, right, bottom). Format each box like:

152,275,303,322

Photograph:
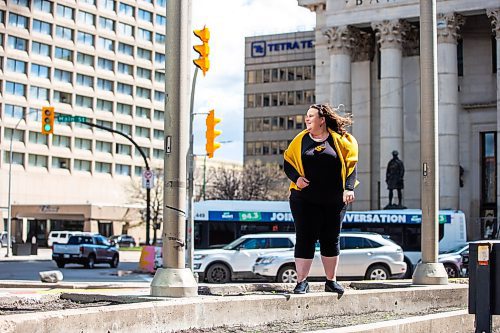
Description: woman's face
305,108,325,132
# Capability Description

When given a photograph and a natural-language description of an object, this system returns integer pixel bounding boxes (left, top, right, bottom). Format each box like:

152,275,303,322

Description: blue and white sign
250,39,314,58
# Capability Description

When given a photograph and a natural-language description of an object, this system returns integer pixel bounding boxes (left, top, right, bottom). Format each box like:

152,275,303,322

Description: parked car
48,231,84,247
193,233,296,283
109,235,136,247
437,243,469,278
52,234,119,268
253,232,407,283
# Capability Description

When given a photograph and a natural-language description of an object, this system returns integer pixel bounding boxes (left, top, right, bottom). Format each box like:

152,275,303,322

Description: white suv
194,233,295,283
48,231,84,247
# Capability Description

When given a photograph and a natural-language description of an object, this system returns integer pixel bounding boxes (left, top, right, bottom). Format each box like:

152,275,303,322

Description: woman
283,103,358,296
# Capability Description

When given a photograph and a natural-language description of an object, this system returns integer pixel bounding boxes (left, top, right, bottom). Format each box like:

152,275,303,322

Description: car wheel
365,265,390,280
403,257,413,279
85,254,96,269
206,263,231,283
110,254,119,268
277,265,297,283
444,264,459,278
55,260,65,268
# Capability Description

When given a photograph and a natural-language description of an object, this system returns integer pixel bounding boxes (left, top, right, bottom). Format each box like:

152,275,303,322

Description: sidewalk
0,247,142,262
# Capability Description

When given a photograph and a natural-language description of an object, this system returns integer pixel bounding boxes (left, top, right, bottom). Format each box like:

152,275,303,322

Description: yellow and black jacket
283,128,359,191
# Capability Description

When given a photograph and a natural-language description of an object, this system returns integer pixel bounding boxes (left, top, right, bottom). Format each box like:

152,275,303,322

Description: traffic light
193,26,210,76
205,110,221,158
41,106,54,135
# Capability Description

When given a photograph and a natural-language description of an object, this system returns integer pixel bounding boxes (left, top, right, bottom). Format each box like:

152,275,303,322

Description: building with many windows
0,0,167,244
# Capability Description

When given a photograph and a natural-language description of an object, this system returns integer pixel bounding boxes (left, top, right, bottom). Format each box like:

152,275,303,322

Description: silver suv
253,232,407,282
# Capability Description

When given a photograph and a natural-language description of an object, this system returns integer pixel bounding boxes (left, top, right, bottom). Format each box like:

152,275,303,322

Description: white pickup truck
52,234,119,269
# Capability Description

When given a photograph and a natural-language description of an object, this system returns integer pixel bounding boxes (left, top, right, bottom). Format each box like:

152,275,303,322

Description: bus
194,200,467,276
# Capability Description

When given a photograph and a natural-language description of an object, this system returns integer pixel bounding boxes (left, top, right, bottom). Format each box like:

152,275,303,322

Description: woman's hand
343,190,355,204
296,177,310,189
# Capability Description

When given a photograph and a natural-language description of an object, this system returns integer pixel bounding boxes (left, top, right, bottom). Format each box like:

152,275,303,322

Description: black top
284,133,357,203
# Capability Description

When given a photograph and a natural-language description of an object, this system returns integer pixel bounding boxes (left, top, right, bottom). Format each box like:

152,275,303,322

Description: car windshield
222,238,246,250
440,244,467,254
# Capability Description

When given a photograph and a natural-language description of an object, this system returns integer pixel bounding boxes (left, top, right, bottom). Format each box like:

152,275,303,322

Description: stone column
487,9,500,221
436,13,465,209
372,20,405,206
351,31,373,210
323,26,354,112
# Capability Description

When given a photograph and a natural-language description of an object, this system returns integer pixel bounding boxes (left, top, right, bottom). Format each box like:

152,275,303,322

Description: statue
385,150,405,209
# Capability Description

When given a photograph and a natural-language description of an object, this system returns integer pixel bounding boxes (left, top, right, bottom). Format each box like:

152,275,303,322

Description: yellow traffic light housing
205,110,221,158
41,106,54,135
193,26,210,76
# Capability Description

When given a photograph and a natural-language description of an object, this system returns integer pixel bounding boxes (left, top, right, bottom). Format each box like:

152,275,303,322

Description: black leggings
290,192,347,259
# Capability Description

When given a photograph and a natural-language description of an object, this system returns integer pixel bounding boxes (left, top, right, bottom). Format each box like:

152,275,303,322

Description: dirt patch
0,296,120,315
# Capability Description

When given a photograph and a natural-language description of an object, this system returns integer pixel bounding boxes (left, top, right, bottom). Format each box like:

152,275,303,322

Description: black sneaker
325,280,344,298
293,280,310,294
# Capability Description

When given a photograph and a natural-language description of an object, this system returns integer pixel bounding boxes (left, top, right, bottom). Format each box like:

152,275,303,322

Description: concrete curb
0,284,468,333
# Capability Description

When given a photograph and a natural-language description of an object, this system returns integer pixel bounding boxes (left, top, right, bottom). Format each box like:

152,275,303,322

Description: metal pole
186,66,199,271
146,187,151,245
6,109,40,257
413,0,447,284
151,0,197,297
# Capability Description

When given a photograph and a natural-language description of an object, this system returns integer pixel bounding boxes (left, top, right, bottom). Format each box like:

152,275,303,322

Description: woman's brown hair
310,104,353,135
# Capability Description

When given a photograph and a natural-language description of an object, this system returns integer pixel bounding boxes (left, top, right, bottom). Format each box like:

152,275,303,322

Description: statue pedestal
384,204,407,210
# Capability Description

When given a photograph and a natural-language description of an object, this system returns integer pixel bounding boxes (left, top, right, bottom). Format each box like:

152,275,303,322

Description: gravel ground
0,296,119,315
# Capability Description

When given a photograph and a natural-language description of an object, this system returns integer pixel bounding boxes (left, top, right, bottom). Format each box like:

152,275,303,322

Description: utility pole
412,0,448,285
151,0,198,297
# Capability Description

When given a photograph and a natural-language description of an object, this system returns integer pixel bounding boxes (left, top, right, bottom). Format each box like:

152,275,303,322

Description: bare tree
205,166,241,200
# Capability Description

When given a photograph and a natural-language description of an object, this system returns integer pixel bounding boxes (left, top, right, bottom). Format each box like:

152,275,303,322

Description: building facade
244,30,316,165
296,0,500,239
0,0,167,243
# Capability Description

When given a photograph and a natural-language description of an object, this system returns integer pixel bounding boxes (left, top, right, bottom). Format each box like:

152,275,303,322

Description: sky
191,0,316,163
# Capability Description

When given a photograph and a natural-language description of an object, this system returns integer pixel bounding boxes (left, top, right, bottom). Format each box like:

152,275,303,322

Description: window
81,0,96,5
29,132,48,145
32,19,52,35
156,14,166,26
482,132,496,205
5,81,26,97
136,87,151,99
117,23,134,37
97,78,113,92
52,135,70,148
56,25,73,41
118,3,134,17
157,0,166,8
115,164,131,176
155,71,165,83
118,42,133,56
154,53,165,64
57,4,74,20
138,9,152,23
98,57,114,71
96,119,112,129
54,69,72,83
96,99,112,112
153,129,163,140
52,157,69,169
457,39,463,77
8,36,28,51
154,91,165,103
97,37,114,51
55,47,73,61
4,104,25,119
135,126,150,138
33,0,52,13
137,48,152,61
7,59,27,74
32,42,50,57
75,138,92,150
115,143,131,155
54,90,71,104
77,11,95,27
76,74,93,88
138,28,152,42
4,128,24,142
116,123,131,135
117,103,132,116
9,13,29,29
155,33,165,44
76,95,93,108
153,148,163,159
117,62,133,75
77,32,95,47
117,83,132,95
99,17,115,32
77,52,94,66
154,109,164,121
12,0,29,6
99,0,115,11
96,140,112,153
135,146,149,158
4,151,24,165
95,161,111,174
269,238,294,248
137,67,151,80
135,106,150,119
30,86,49,101
74,159,91,172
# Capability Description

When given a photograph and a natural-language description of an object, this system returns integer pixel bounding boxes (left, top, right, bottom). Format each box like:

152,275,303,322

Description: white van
48,231,84,247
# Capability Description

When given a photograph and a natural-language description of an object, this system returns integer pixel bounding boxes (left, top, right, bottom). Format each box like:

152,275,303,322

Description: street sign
56,115,87,123
142,170,155,189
